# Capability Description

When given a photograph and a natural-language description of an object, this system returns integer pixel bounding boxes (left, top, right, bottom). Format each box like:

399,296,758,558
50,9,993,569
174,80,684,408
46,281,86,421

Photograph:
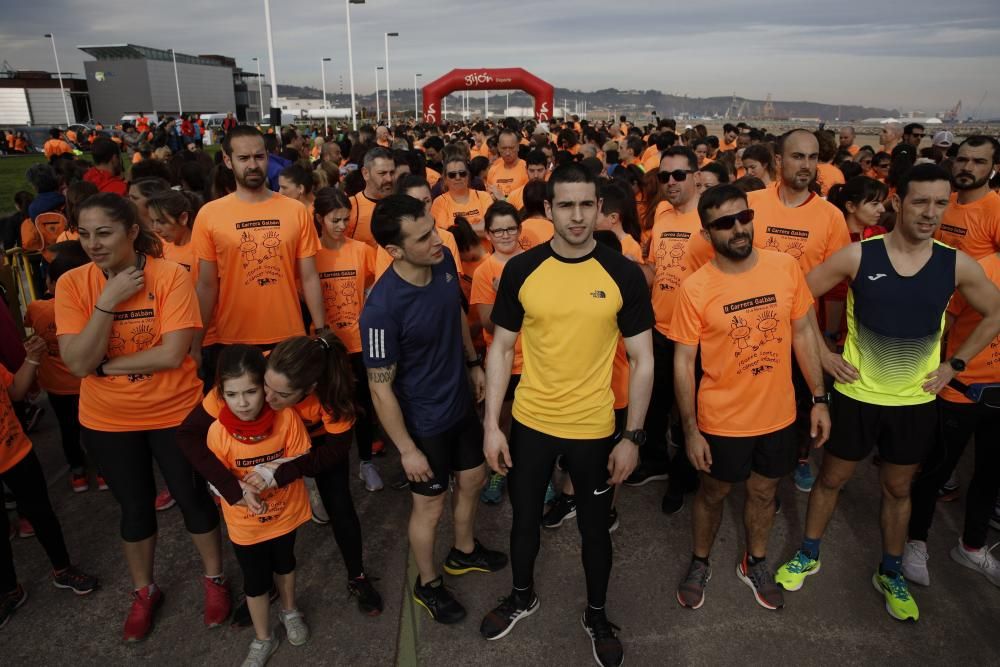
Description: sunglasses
657,169,695,183
447,170,468,179
707,208,755,231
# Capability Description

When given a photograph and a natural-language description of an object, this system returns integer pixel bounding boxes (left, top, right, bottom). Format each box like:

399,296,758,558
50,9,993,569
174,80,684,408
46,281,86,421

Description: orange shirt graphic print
236,220,285,287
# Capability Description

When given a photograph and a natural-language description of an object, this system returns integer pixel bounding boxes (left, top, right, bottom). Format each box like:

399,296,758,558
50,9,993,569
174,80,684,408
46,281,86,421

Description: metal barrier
3,247,42,330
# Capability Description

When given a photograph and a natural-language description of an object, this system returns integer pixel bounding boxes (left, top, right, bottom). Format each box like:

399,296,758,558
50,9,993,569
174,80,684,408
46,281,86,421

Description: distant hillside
276,84,897,121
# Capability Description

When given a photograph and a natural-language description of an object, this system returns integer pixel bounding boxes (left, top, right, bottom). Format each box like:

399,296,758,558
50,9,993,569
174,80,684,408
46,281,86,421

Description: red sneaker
202,576,231,628
123,585,164,642
96,476,109,491
154,489,176,512
16,518,34,539
70,473,89,493
372,439,385,456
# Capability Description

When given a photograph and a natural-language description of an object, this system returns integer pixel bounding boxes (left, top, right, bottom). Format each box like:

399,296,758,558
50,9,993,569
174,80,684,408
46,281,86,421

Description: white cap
932,130,955,147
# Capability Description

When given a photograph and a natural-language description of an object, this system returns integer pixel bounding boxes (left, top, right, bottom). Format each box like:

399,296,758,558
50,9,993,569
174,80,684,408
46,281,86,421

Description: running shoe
936,470,960,502
22,403,44,434
542,494,577,528
70,472,89,493
480,592,539,640
359,462,384,492
949,540,1000,587
305,477,329,525
96,476,109,491
676,559,711,609
16,518,33,539
412,576,466,624
442,539,508,575
202,576,231,627
480,472,505,505
52,566,99,595
872,570,919,621
794,461,815,493
154,489,176,511
123,585,164,642
544,481,557,505
348,575,384,616
232,588,278,628
661,492,684,515
736,554,784,610
371,439,385,456
241,635,280,667
278,608,309,646
581,608,624,667
903,540,930,586
624,464,669,487
0,584,27,630
775,551,821,591
608,507,619,534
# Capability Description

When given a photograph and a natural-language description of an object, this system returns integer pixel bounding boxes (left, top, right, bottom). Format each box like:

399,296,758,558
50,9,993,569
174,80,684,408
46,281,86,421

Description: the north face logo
591,290,606,299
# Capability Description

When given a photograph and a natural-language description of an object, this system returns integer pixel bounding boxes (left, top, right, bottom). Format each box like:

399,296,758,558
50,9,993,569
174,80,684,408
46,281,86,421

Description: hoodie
83,167,128,196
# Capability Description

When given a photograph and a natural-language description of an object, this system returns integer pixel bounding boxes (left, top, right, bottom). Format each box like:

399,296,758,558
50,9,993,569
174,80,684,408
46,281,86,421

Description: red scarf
218,403,276,442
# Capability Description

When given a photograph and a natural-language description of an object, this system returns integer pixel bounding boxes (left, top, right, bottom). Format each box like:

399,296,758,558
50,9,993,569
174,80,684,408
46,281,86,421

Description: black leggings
909,400,1000,550
0,450,70,592
508,419,614,607
46,392,85,471
349,353,377,462
231,531,297,598
81,426,219,542
311,436,365,579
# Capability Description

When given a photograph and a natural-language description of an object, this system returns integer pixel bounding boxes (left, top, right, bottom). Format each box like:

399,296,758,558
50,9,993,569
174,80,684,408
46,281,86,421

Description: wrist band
25,359,40,366
95,305,114,315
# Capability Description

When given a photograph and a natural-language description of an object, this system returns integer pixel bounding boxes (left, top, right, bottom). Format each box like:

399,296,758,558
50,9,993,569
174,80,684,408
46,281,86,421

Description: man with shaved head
839,126,859,157
880,123,902,154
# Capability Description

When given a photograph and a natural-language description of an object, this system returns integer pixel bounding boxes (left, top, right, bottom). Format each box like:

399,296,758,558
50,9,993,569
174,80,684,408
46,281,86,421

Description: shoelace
746,561,774,589
786,552,813,573
586,613,621,640
487,475,504,491
982,543,1000,570
684,562,710,586
882,573,912,601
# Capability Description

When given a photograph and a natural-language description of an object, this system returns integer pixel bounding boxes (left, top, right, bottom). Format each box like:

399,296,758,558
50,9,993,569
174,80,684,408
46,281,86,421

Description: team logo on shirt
590,290,607,299
764,227,809,258
235,220,284,287
722,294,783,376
654,231,692,291
320,270,358,327
938,224,966,237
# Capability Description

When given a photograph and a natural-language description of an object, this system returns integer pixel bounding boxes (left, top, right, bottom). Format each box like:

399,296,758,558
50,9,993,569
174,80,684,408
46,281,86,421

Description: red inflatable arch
422,68,554,124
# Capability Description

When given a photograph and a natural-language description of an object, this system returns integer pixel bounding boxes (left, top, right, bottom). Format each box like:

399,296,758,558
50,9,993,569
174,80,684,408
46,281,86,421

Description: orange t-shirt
935,192,1000,260
816,163,845,197
471,254,524,375
430,190,494,231
749,184,850,275
517,224,548,252
373,227,462,282
202,390,352,437
521,217,554,245
163,240,218,345
647,204,715,337
347,193,379,248
24,298,80,395
56,229,80,243
486,159,529,196
192,193,319,345
507,185,526,212
471,142,490,160
43,139,73,160
669,251,814,437
941,253,1000,403
847,145,860,156
620,234,642,263
425,167,441,188
207,408,312,545
641,145,662,174
21,219,42,251
0,365,33,474
316,240,375,354
611,338,629,410
54,257,204,432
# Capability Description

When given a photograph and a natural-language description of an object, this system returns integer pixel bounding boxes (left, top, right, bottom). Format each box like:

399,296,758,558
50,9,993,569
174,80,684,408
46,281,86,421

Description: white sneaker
304,477,329,524
903,540,930,586
950,540,1000,587
359,461,384,492
241,635,280,667
279,608,310,646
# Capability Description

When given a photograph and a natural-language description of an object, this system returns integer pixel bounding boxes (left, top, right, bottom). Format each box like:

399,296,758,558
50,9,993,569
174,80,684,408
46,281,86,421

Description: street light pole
374,66,382,123
252,57,264,123
170,48,183,116
384,32,398,123
413,73,421,122
263,0,280,127
321,58,331,136
44,34,71,126
345,0,364,131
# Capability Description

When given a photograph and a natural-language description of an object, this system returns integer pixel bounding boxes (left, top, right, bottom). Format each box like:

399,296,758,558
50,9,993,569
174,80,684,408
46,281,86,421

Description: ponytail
77,192,163,258
268,333,356,422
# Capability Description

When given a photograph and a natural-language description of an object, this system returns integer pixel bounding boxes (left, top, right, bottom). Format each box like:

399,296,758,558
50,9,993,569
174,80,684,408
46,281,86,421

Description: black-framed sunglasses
447,170,468,179
657,169,695,184
707,208,755,231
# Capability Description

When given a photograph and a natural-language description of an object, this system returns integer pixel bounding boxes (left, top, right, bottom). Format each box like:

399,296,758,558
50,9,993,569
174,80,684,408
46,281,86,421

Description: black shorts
504,373,521,403
231,530,297,598
410,408,485,496
824,389,937,465
702,423,798,483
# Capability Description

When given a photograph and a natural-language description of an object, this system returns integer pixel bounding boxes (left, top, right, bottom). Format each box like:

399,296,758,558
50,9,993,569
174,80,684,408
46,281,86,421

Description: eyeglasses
447,170,468,179
657,169,695,183
707,208,755,231
488,226,519,237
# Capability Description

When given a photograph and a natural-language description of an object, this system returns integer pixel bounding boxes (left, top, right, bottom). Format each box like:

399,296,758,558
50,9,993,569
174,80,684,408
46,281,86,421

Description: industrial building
79,44,268,124
0,67,89,125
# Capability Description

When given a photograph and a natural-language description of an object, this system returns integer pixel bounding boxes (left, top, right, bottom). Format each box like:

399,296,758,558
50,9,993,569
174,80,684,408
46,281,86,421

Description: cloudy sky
3,0,999,117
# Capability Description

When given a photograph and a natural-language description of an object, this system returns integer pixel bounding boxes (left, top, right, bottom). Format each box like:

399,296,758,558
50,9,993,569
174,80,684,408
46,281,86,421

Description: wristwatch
812,393,831,405
622,429,646,447
465,353,483,369
948,357,967,373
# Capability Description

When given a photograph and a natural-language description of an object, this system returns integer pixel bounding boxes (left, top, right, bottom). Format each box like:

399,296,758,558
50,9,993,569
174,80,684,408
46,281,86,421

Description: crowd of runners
2,112,1000,667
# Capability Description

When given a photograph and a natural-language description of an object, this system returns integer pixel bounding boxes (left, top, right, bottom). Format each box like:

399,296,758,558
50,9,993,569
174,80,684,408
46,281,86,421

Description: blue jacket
267,153,292,191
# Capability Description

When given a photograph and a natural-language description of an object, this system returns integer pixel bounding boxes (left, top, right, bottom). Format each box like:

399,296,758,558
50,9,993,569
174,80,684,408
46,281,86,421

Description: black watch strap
466,354,483,368
622,429,646,446
812,393,831,405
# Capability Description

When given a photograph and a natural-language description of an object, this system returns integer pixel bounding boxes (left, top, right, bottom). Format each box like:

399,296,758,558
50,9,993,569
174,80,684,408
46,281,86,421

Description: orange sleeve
191,212,218,262
827,212,851,259
284,413,313,456
790,264,815,319
158,265,203,334
430,196,449,229
668,281,703,345
53,271,90,336
947,289,968,318
469,260,497,307
362,243,376,290
296,206,319,259
438,229,464,277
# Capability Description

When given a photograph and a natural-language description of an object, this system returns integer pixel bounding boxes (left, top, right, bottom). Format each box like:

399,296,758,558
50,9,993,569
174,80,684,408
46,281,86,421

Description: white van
120,113,160,126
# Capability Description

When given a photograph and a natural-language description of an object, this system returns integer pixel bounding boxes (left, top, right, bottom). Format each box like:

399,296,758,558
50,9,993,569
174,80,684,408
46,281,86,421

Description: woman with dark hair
518,180,553,244
741,144,775,187
127,177,171,229
55,193,229,642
